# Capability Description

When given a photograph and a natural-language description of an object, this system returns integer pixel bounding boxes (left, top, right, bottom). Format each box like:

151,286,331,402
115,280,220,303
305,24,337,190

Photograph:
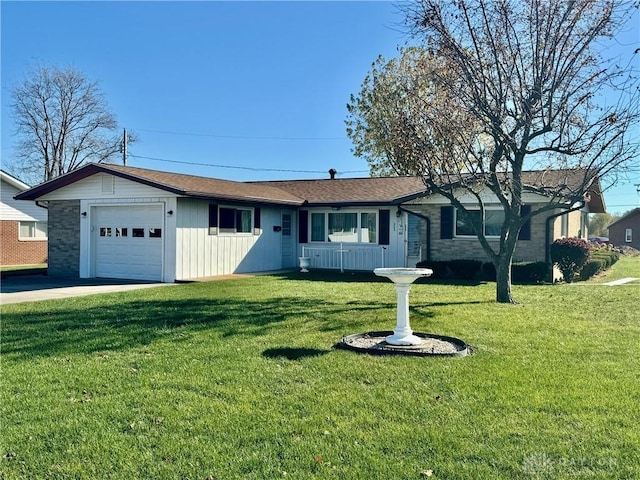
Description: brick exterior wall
0,220,48,266
47,200,81,278
411,204,571,264
609,212,640,250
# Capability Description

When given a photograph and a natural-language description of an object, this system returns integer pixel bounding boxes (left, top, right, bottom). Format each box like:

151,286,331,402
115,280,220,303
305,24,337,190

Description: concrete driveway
0,275,171,305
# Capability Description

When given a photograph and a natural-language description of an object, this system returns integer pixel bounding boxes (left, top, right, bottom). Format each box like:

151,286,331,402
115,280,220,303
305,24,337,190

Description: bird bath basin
374,267,433,346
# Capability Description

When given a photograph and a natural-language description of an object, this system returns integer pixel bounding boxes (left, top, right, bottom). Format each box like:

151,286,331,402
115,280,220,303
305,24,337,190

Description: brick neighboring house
608,208,640,250
0,170,48,266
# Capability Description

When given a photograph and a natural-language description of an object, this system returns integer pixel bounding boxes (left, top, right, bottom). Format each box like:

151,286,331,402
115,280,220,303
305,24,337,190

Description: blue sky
2,1,639,214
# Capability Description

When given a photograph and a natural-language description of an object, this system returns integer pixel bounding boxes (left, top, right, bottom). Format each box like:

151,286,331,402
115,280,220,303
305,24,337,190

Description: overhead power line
128,154,369,175
133,128,349,141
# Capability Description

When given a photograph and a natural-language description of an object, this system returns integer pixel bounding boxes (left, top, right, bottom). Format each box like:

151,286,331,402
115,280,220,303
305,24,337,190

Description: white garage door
93,205,163,281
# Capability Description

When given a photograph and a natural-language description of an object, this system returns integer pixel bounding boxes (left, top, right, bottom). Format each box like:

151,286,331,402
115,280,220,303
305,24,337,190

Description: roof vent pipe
329,168,337,180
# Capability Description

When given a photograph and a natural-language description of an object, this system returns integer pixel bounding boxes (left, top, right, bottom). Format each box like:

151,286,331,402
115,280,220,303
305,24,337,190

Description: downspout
397,204,431,262
36,200,49,210
544,200,586,278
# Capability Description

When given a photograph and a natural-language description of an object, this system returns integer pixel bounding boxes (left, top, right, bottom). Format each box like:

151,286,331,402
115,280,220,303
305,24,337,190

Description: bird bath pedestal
374,267,433,346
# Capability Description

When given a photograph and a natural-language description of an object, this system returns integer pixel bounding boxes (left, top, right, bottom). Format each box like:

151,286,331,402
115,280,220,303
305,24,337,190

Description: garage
93,204,164,281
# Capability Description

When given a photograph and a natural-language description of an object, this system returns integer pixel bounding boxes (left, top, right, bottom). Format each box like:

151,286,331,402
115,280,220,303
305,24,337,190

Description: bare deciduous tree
10,65,134,183
347,0,639,303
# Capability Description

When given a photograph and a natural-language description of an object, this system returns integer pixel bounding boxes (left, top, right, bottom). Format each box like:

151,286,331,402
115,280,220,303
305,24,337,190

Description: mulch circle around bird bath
337,331,469,357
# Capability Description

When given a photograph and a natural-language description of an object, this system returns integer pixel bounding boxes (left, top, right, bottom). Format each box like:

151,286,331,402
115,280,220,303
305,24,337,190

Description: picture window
309,211,378,243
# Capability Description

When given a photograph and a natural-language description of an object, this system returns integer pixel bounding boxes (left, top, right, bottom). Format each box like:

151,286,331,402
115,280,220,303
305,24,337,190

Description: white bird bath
374,267,433,346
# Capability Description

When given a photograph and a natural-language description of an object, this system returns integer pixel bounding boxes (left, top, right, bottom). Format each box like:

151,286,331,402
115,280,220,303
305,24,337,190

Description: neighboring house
0,170,48,266
15,163,604,282
608,208,640,250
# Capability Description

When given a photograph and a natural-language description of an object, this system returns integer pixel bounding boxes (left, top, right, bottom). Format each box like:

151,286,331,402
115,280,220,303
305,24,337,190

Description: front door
281,211,296,268
406,214,422,268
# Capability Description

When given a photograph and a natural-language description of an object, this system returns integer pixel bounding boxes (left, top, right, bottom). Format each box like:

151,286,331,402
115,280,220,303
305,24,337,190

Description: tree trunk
495,254,515,304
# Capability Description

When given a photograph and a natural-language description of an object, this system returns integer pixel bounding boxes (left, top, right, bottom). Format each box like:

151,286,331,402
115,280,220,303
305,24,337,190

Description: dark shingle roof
15,164,305,205
249,176,428,205
15,163,605,212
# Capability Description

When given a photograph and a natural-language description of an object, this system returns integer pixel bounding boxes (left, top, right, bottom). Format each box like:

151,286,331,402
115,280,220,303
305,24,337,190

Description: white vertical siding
175,199,288,279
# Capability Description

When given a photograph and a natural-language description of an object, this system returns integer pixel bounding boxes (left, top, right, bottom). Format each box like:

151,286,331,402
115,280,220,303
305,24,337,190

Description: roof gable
1,170,30,191
15,164,305,206
607,208,640,228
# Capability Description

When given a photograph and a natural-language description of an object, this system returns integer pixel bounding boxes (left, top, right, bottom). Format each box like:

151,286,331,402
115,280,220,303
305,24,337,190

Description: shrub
579,259,606,281
512,262,549,284
449,259,482,280
591,253,612,269
415,261,450,279
550,237,591,283
481,262,496,281
591,246,620,265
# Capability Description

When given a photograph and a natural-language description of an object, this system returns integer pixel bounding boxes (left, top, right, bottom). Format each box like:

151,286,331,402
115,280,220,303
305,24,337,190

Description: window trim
625,228,632,243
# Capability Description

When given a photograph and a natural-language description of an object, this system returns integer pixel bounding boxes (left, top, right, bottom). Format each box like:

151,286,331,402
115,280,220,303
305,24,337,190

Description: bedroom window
19,221,48,240
455,208,504,237
219,207,252,233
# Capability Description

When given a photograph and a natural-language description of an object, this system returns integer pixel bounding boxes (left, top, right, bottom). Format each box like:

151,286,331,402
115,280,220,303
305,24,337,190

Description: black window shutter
519,205,531,240
254,207,261,229
298,210,308,243
440,206,454,239
208,204,218,227
379,209,390,245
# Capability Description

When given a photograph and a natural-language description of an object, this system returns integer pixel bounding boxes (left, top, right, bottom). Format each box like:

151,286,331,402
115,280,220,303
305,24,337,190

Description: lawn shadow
262,347,331,361
1,294,395,360
270,270,485,286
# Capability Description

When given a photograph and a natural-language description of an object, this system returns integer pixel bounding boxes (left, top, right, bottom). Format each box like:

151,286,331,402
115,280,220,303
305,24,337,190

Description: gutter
397,204,431,262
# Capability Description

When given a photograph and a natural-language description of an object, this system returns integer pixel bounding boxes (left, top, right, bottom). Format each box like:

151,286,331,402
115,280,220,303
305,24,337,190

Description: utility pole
122,128,127,166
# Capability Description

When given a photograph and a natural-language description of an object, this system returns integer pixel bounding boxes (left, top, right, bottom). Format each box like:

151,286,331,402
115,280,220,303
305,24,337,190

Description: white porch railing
301,243,387,272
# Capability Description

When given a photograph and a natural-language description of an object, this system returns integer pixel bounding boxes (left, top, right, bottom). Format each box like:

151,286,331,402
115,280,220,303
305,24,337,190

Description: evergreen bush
579,259,606,281
415,261,450,279
449,259,482,280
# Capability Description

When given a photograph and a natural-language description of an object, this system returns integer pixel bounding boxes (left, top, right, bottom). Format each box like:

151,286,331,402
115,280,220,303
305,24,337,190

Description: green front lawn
1,257,639,479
